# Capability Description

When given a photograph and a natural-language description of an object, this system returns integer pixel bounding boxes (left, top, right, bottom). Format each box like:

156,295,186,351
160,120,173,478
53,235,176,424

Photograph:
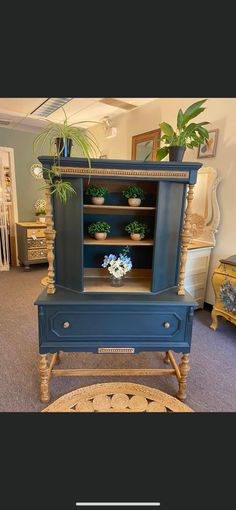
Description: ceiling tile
0,98,47,114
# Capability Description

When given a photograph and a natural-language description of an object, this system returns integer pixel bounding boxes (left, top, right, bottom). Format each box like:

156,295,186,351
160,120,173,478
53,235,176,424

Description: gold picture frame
131,129,161,160
197,129,219,158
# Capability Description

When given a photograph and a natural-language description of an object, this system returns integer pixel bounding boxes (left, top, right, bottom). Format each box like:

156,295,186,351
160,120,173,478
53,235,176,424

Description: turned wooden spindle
176,353,190,401
39,354,50,403
178,184,195,296
45,184,56,294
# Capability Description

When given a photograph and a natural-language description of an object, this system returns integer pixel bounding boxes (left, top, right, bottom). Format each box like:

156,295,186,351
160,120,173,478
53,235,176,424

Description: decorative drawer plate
28,248,47,260
27,238,47,249
27,228,46,238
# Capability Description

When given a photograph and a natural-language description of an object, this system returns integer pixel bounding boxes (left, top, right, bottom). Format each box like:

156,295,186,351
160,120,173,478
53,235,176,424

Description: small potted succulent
88,221,111,240
35,207,47,223
86,184,109,205
122,185,145,207
125,221,149,241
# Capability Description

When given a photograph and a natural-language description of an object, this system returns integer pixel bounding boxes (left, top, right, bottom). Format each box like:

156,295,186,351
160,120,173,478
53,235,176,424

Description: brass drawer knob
63,321,70,329
163,322,170,329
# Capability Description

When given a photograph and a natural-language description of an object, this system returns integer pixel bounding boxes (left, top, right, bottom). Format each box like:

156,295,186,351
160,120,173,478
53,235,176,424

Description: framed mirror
131,129,161,161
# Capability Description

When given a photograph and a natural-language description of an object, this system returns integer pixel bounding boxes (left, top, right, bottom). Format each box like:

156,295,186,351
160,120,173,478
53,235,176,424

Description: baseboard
203,302,213,311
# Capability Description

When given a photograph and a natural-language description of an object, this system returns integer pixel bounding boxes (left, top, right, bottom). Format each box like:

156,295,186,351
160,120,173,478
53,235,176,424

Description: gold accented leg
54,351,63,365
210,308,218,331
39,354,50,403
45,185,56,295
178,184,195,296
176,353,190,401
163,351,170,364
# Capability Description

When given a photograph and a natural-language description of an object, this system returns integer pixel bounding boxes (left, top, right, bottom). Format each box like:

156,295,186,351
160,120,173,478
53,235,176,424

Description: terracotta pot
130,233,142,241
94,232,107,240
91,196,105,205
128,198,141,207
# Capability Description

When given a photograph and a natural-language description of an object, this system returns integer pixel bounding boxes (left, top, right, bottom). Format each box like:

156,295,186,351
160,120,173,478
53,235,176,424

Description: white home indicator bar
76,504,160,507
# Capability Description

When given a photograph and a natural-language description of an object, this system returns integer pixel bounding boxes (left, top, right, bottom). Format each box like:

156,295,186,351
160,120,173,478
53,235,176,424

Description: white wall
90,98,236,304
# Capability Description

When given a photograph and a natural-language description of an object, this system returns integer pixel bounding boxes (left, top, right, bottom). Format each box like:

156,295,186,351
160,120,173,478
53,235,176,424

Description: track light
103,116,117,139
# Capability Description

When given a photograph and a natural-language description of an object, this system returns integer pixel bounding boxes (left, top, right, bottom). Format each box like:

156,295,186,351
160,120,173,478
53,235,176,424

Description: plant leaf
177,109,184,130
156,147,169,161
159,122,174,138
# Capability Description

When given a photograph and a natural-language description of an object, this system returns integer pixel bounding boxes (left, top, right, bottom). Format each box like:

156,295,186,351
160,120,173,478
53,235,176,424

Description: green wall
0,127,45,221
0,127,85,222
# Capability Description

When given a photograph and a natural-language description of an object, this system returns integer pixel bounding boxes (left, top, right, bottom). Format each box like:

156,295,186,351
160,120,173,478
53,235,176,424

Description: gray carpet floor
0,266,236,412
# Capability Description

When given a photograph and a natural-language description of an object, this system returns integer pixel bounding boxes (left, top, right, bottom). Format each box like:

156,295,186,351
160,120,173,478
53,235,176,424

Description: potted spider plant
156,99,210,162
33,107,100,203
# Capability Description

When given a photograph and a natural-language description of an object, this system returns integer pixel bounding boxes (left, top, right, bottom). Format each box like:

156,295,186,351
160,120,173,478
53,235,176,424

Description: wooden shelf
83,204,155,216
84,204,155,211
84,269,152,293
84,236,154,246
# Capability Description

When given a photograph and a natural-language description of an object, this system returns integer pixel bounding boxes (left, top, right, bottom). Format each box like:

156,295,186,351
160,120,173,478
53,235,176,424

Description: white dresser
186,242,213,309
185,166,221,309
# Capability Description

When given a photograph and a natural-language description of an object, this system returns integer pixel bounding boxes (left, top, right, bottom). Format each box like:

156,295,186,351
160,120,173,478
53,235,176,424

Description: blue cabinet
35,157,202,402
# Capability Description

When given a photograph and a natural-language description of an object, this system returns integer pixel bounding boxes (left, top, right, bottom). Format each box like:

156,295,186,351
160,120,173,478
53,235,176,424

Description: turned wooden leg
163,351,170,364
176,353,190,401
210,308,218,331
39,354,50,403
54,351,63,365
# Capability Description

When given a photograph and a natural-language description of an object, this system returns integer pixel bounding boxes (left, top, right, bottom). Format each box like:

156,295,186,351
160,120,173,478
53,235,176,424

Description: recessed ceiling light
30,98,72,117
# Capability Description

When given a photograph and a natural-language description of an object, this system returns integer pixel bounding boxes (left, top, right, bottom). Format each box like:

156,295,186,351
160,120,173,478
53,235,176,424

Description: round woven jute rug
42,382,193,412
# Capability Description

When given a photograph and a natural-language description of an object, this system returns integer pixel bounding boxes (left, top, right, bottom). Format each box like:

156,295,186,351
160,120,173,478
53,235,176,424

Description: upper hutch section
39,156,201,184
39,157,202,295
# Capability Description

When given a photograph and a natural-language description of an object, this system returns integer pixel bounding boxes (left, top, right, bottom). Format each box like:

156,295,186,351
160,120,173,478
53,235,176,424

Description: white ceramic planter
130,233,142,241
128,198,141,207
91,197,105,205
36,215,46,223
94,232,107,240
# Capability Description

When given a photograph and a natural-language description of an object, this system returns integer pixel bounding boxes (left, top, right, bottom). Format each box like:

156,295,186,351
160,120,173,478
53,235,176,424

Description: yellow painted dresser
210,255,236,330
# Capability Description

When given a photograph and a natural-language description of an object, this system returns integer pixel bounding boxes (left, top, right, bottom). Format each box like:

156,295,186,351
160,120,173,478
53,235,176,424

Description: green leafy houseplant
125,221,149,240
86,184,109,205
122,185,145,207
122,186,145,199
156,99,210,161
86,184,108,197
88,221,111,240
35,207,46,216
33,107,100,203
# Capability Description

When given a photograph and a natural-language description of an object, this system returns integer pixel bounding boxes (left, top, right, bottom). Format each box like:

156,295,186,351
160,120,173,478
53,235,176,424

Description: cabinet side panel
152,182,186,292
54,177,83,291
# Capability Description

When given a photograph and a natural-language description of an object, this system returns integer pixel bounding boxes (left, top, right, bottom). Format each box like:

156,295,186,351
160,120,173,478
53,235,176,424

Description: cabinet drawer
39,304,192,352
27,238,47,249
28,248,47,260
27,228,46,238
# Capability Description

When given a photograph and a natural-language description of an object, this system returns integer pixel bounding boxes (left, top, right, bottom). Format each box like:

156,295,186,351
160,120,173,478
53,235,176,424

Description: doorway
0,147,18,270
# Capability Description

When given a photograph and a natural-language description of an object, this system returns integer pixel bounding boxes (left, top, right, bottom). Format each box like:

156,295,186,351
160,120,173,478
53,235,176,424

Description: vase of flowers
102,247,132,287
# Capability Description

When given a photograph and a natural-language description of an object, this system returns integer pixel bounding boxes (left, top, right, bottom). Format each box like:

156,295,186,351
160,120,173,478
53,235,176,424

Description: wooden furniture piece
16,222,47,270
186,242,213,309
42,382,193,412
131,129,160,161
35,156,202,403
185,166,221,308
210,255,236,330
